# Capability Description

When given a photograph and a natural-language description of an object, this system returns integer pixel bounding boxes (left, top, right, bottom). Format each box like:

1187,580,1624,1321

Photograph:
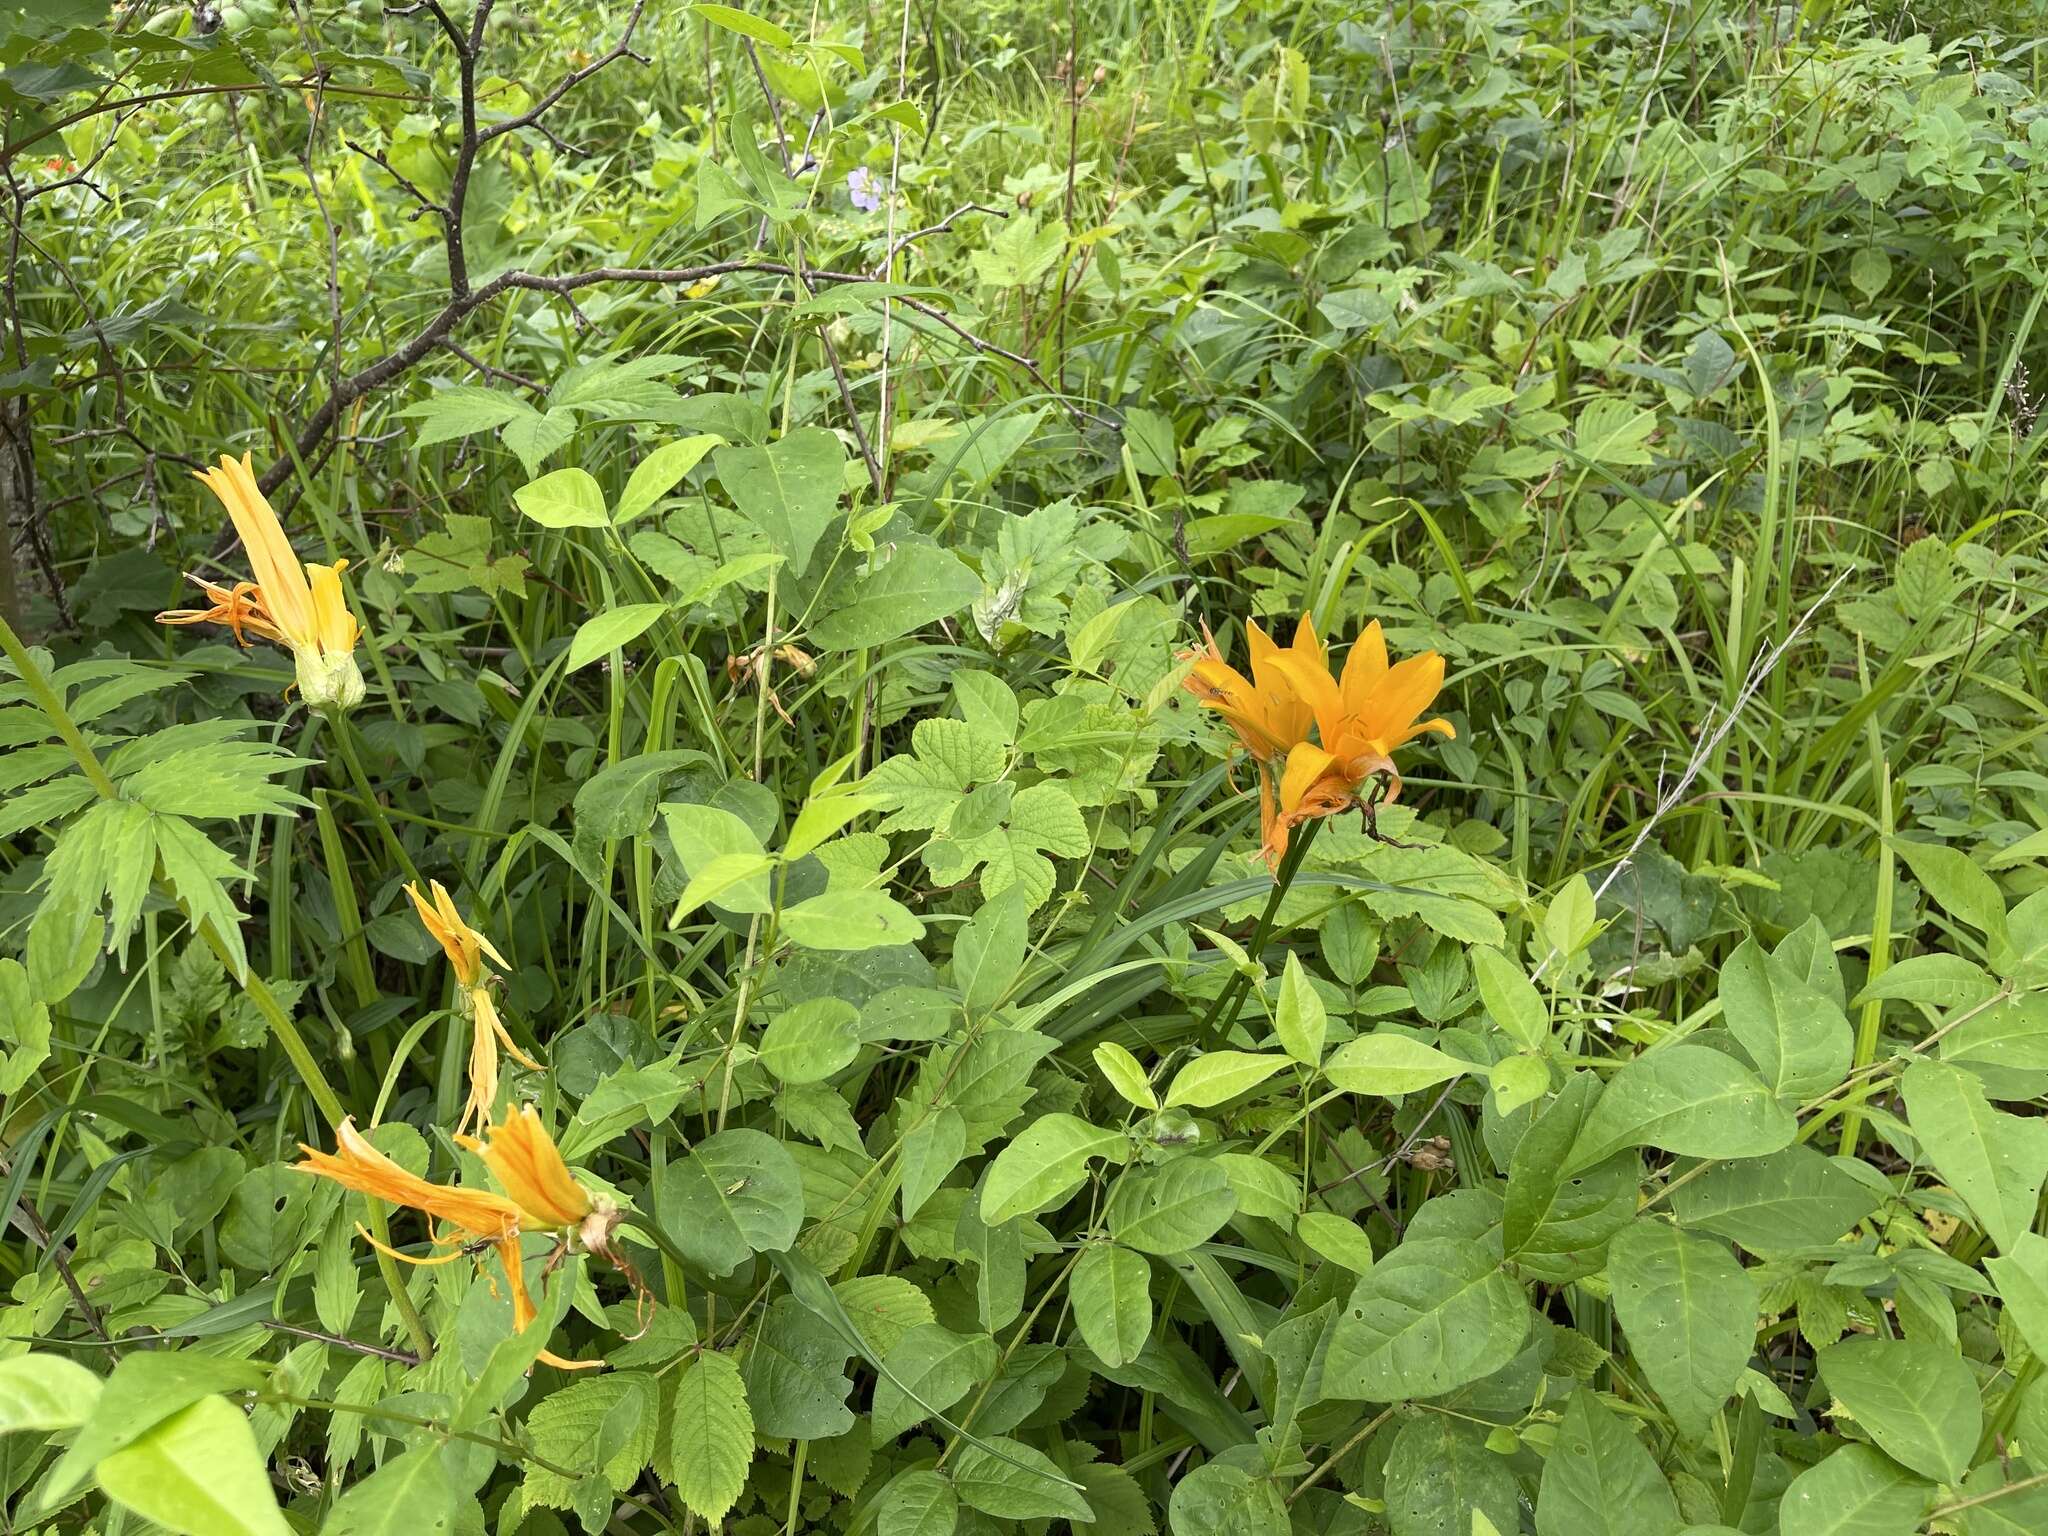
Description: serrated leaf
670,1352,751,1525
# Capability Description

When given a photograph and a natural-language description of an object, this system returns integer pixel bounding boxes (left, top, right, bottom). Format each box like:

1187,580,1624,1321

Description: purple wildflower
847,167,883,213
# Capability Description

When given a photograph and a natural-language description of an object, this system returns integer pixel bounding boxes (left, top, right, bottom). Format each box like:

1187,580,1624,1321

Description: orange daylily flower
407,880,539,1134
1263,620,1455,862
461,1105,599,1239
157,452,365,710
296,1115,612,1371
1179,616,1324,763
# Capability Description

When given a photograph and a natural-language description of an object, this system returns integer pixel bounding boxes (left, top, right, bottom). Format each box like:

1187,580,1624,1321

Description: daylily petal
469,1106,593,1232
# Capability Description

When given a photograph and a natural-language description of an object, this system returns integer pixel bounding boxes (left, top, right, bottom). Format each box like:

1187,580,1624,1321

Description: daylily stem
320,706,425,887
1198,816,1322,1048
0,615,432,1364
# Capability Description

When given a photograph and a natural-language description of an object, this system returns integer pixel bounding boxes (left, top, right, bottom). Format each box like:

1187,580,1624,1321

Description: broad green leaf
95,1394,291,1536
1491,1052,1551,1115
1093,1040,1158,1109
1504,1073,1637,1268
1777,1444,1933,1536
1854,953,1997,1009
950,1434,1093,1521
898,1106,965,1221
1070,1244,1152,1368
395,384,529,446
1384,1415,1520,1536
1296,1212,1376,1274
320,1446,453,1536
781,889,926,950
0,1352,101,1433
1608,1220,1759,1441
981,1113,1128,1224
1901,1058,2048,1253
1273,952,1328,1065
615,434,722,523
713,427,844,571
741,1296,855,1440
871,1323,996,1441
811,544,982,649
513,466,609,528
1322,1237,1529,1402
1567,1045,1795,1171
655,1128,803,1276
874,1468,958,1536
757,997,861,1083
565,602,666,673
954,884,1028,1017
1817,1335,1980,1484
1322,1032,1471,1095
0,958,51,1096
521,1371,657,1509
49,1353,269,1503
670,1351,752,1526
670,851,777,923
1987,1233,2048,1363
1719,937,1852,1099
662,803,771,915
1471,944,1548,1051
1890,837,2007,948
1108,1158,1238,1255
690,2,794,47
1163,1050,1290,1108
1534,1388,1682,1536
1166,1459,1287,1534
1668,1145,1881,1257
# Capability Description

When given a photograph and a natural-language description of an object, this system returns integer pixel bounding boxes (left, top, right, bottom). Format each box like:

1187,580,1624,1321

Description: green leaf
811,545,982,649
1322,1032,1471,1095
95,1394,291,1536
615,434,723,523
0,1352,101,1433
48,1352,269,1504
1534,1388,1682,1536
1854,953,1996,1009
781,889,926,950
950,1435,1093,1521
898,1106,965,1221
713,427,845,571
874,1468,958,1536
670,1351,752,1526
0,958,52,1096
1668,1145,1882,1257
1471,944,1548,1051
1608,1220,1759,1441
1166,1460,1287,1534
1273,952,1328,1065
1817,1335,1980,1484
513,466,609,529
395,384,530,446
742,1296,856,1440
1890,837,2007,948
320,1446,454,1536
981,1113,1128,1224
954,884,1029,1017
521,1372,658,1510
662,803,771,915
1503,1077,1638,1269
871,1323,996,1441
500,404,576,476
690,2,795,47
1296,1212,1376,1274
655,1127,804,1276
1163,1050,1290,1109
1093,1041,1158,1109
1778,1445,1934,1536
1383,1416,1520,1536
1108,1158,1238,1255
1987,1233,2048,1363
1574,397,1659,465
1901,1058,2048,1253
1070,1244,1153,1368
1719,937,1852,1099
757,997,861,1083
565,602,667,673
1322,1237,1529,1402
1567,1045,1795,1171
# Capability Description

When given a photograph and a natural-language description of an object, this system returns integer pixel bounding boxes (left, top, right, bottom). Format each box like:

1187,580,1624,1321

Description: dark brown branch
344,138,445,220
475,0,649,152
261,1318,420,1365
872,202,1007,276
440,338,543,392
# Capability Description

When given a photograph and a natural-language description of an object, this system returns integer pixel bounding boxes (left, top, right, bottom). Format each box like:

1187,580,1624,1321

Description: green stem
1199,815,1322,1047
0,614,432,1362
320,706,425,887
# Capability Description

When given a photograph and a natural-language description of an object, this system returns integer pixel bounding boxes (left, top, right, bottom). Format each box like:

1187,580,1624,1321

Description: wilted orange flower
1179,616,1323,763
157,452,365,710
297,1115,611,1371
407,880,539,1134
1264,620,1455,862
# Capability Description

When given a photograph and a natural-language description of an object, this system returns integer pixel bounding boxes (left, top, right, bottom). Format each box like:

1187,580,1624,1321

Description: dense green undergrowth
4,1,2048,1533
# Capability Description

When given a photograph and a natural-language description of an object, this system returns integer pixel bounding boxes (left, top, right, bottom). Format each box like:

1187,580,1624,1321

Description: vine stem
0,614,432,1362
1198,813,1322,1047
